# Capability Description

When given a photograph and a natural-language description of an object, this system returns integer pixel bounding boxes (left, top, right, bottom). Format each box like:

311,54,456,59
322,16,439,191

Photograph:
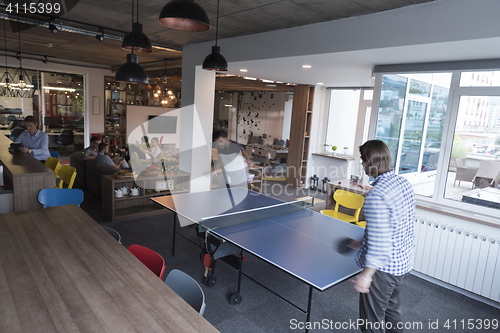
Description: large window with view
373,70,500,215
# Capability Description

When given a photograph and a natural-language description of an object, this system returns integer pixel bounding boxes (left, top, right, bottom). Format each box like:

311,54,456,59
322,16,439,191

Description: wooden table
0,205,219,333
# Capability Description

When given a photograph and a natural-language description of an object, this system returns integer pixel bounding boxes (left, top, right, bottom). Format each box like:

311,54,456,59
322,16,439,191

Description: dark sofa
70,152,117,199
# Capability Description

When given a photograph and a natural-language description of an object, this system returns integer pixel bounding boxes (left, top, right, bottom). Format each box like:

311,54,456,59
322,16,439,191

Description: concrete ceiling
0,0,436,89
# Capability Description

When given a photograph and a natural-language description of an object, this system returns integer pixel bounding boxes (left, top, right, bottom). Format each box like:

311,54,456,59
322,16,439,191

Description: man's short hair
213,129,228,141
98,142,108,152
23,115,37,124
90,136,101,143
359,140,392,178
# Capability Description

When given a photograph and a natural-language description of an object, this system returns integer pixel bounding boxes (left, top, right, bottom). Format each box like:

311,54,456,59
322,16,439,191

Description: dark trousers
359,270,407,333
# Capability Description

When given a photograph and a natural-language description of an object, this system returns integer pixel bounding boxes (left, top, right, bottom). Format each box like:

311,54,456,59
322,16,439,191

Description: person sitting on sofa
83,136,101,160
95,142,130,170
140,136,161,160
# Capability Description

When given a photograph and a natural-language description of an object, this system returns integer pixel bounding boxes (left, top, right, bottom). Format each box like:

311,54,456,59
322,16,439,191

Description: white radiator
414,218,500,302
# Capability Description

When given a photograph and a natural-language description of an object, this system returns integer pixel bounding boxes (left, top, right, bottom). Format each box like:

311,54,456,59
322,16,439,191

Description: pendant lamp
158,0,210,32
202,0,227,71
13,15,34,98
122,0,152,53
0,20,14,97
115,53,149,85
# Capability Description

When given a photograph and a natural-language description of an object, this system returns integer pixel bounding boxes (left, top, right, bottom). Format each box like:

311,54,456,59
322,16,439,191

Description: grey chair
101,225,122,244
454,158,478,188
165,269,206,316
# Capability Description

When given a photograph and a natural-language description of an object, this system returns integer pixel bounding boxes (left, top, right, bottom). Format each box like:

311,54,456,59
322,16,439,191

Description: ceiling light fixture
161,58,168,83
14,15,34,97
158,0,210,31
48,21,58,34
115,53,148,85
202,0,227,71
302,65,312,69
95,27,104,42
0,20,13,96
122,0,152,53
239,69,248,72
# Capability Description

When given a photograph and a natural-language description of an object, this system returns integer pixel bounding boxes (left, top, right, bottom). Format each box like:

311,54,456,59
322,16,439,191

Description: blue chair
37,188,84,208
49,150,60,158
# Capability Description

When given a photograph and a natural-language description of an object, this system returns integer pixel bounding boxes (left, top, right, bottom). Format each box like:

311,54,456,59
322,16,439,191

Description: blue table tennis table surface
152,187,364,291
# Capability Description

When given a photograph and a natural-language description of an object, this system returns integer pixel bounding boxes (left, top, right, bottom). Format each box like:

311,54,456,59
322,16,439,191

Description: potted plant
331,145,337,156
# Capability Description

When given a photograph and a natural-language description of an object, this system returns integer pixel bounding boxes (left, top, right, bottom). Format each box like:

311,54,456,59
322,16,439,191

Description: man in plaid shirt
353,140,416,333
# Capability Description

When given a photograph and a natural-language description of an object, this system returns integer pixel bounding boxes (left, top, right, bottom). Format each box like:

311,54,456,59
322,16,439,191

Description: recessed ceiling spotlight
240,69,248,72
49,23,58,34
302,65,312,69
244,77,257,80
261,79,274,83
317,82,324,85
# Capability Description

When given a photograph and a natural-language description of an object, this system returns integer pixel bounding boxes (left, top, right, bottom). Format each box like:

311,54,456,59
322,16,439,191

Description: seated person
213,129,253,166
83,136,101,160
140,136,161,160
14,116,50,162
95,142,130,170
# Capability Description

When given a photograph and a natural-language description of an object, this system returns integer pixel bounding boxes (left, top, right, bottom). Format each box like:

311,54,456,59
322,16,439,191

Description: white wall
126,105,178,146
236,91,286,145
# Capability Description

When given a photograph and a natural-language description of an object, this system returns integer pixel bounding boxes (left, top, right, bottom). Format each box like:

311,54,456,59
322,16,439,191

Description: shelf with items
102,171,191,221
286,85,314,188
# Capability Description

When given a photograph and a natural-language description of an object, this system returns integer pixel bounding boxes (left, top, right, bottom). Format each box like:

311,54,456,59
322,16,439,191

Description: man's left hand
353,274,372,293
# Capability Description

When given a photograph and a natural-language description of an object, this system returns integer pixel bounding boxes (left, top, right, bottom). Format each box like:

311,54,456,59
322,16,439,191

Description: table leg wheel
205,275,217,287
229,292,242,305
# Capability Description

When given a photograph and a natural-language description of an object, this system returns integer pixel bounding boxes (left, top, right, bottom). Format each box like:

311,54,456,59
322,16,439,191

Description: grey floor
78,180,500,333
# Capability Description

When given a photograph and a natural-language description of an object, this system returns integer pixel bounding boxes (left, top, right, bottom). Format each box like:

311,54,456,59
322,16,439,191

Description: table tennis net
199,198,313,232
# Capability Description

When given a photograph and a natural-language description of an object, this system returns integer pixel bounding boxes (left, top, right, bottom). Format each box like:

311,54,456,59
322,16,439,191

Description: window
373,71,500,215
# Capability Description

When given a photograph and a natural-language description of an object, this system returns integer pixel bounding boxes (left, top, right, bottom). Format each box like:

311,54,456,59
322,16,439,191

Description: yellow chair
356,221,367,228
45,157,60,186
56,165,77,189
320,189,365,224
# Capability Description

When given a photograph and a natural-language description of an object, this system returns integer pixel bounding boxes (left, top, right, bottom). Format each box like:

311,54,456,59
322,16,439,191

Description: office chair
38,188,84,207
56,129,74,152
9,128,25,141
127,244,166,280
320,189,365,224
165,269,206,316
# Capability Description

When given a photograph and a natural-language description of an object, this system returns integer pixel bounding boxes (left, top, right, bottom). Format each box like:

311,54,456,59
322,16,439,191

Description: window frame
371,71,500,220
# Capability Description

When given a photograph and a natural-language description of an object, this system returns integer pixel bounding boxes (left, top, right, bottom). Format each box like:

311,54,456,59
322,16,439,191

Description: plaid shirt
355,170,416,276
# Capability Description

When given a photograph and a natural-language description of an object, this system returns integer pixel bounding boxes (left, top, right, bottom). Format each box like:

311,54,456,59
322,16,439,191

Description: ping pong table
152,187,364,330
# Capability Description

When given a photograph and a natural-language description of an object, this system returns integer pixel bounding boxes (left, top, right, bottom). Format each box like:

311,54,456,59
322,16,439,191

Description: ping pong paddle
336,237,355,254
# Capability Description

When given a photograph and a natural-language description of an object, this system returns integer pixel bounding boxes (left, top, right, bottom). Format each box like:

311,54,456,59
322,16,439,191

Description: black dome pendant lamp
122,0,152,53
116,0,148,84
115,53,148,85
202,0,227,71
158,0,210,32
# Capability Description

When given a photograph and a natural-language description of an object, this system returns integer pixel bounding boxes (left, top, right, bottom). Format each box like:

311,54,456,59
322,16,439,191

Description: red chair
127,244,166,279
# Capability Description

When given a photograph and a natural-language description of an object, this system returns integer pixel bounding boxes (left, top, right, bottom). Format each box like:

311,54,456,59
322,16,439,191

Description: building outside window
373,71,500,215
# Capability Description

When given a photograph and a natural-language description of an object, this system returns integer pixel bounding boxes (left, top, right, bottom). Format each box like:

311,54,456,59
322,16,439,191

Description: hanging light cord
130,0,135,54
136,0,139,24
215,0,220,47
17,12,22,68
3,20,8,72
